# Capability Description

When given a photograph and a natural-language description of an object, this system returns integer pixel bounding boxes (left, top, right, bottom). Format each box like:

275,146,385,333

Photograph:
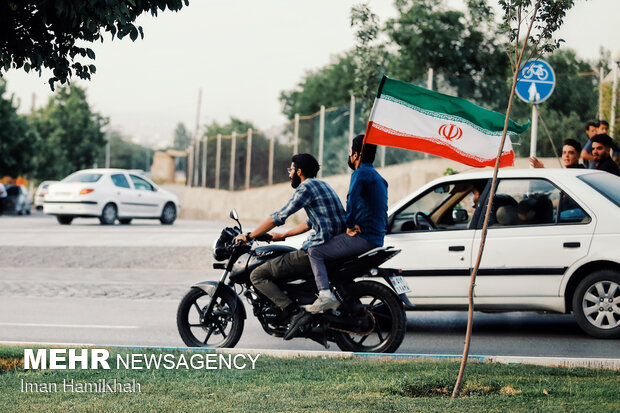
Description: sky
3,0,620,149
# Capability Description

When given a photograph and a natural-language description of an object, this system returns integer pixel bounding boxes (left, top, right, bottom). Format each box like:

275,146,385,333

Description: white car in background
33,180,59,209
44,168,180,225
382,168,620,339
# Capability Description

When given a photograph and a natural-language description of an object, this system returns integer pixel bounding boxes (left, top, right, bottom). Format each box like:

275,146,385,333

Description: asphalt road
1,213,619,358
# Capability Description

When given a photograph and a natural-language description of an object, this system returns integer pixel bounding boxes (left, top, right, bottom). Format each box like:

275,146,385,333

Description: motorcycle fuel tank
229,245,296,283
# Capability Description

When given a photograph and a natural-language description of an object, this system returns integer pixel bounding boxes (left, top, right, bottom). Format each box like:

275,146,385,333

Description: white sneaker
304,291,340,313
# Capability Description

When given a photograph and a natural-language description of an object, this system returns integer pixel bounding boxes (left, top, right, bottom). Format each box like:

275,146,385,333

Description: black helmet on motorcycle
213,227,237,261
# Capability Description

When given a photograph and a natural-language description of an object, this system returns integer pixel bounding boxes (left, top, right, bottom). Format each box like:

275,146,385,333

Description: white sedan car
383,168,620,339
44,168,180,225
33,180,59,209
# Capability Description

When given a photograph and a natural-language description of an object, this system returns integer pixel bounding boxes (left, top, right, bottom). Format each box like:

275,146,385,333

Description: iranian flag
364,76,529,167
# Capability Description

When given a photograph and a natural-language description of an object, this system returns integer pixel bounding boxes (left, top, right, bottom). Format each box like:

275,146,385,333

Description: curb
2,341,619,370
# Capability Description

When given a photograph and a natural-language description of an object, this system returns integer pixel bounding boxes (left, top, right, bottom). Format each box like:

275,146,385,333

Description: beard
347,156,356,171
291,173,302,188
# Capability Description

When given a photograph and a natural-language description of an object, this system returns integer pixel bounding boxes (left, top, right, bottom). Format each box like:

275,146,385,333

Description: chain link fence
186,96,428,190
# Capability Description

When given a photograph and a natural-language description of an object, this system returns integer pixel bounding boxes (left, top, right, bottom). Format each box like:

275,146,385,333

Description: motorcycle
176,209,412,353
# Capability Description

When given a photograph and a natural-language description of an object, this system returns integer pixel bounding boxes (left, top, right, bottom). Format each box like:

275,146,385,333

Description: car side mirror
452,208,468,224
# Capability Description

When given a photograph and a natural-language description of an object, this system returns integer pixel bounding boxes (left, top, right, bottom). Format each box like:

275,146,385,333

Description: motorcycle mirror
230,209,242,232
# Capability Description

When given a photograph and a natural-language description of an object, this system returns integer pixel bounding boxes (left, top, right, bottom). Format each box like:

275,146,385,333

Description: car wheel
99,203,117,225
160,202,176,225
57,215,73,225
119,218,132,225
572,270,620,339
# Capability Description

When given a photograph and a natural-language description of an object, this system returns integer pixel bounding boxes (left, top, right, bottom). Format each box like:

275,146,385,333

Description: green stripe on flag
379,76,529,135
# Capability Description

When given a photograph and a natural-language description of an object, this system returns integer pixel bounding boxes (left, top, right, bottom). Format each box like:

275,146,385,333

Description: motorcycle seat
325,246,399,278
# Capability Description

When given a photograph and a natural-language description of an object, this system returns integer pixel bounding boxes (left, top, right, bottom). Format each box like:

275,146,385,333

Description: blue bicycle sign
515,59,555,104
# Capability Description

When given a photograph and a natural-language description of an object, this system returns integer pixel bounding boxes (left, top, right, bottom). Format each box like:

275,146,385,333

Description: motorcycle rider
303,135,388,314
234,153,346,336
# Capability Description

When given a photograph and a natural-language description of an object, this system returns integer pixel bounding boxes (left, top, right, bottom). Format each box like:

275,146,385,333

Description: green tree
279,53,357,120
0,79,39,177
31,85,107,179
0,0,189,89
351,3,388,120
452,0,575,398
96,131,151,171
385,0,511,110
172,122,192,150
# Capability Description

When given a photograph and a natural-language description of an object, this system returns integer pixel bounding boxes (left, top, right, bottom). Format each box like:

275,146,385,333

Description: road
1,213,619,358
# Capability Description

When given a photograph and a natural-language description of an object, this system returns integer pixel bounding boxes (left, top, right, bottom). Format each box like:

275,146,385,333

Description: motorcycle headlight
213,230,234,261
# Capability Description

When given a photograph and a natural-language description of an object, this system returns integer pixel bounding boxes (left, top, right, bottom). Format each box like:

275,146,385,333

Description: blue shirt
271,178,345,249
346,163,388,247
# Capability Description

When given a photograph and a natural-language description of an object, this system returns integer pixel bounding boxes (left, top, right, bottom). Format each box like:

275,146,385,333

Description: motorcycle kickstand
321,329,330,350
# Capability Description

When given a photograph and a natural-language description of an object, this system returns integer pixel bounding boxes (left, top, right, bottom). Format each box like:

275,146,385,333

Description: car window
130,174,153,191
62,173,102,183
578,172,620,208
111,174,130,189
489,178,590,227
390,179,487,233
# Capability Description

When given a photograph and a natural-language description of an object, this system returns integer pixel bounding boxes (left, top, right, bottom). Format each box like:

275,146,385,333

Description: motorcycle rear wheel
335,281,406,353
177,287,244,348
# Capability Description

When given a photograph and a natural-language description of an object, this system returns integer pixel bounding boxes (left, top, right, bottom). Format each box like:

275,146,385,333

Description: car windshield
62,173,102,183
578,172,620,208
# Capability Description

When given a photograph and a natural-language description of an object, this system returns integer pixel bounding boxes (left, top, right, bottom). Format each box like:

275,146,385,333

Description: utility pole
293,114,299,155
318,105,325,177
105,130,110,168
193,88,202,186
245,129,252,190
202,137,207,187
610,50,620,139
229,131,236,191
215,134,221,189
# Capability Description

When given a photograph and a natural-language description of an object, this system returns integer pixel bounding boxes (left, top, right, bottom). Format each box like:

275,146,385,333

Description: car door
109,173,135,217
474,178,595,298
128,174,160,217
384,178,489,305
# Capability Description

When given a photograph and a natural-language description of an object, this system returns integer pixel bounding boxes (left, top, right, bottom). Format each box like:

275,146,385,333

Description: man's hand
270,233,286,242
529,157,545,168
235,233,249,244
346,225,361,237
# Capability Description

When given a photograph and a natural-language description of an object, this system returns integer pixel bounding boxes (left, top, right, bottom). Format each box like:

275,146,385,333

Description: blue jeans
307,233,376,291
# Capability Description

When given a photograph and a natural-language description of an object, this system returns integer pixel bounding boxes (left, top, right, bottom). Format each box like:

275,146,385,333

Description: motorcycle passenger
234,153,346,336
304,135,388,315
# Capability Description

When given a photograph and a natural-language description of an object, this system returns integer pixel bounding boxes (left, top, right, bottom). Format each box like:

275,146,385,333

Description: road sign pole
530,104,538,160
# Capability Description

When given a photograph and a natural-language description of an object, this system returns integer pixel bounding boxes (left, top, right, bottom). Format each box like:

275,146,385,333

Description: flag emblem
438,124,463,141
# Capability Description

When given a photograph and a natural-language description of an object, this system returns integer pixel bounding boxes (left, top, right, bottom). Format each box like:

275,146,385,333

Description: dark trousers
308,233,375,290
250,249,312,310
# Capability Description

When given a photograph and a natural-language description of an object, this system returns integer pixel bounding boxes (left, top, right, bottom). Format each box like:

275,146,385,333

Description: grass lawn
1,345,618,412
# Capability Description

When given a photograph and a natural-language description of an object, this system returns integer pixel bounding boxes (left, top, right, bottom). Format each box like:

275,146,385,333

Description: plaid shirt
271,178,345,249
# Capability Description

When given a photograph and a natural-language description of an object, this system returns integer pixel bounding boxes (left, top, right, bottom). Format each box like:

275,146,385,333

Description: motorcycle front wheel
176,287,244,348
335,281,406,353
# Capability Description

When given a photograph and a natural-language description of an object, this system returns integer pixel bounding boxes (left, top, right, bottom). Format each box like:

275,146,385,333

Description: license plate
389,275,411,294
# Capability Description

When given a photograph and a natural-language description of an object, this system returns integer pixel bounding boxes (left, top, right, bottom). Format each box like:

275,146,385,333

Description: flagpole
360,98,380,167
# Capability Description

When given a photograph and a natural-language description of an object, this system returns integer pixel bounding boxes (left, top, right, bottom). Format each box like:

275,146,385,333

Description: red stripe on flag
365,122,514,168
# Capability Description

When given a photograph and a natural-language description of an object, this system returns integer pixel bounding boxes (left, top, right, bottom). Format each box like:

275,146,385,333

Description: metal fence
186,96,425,190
